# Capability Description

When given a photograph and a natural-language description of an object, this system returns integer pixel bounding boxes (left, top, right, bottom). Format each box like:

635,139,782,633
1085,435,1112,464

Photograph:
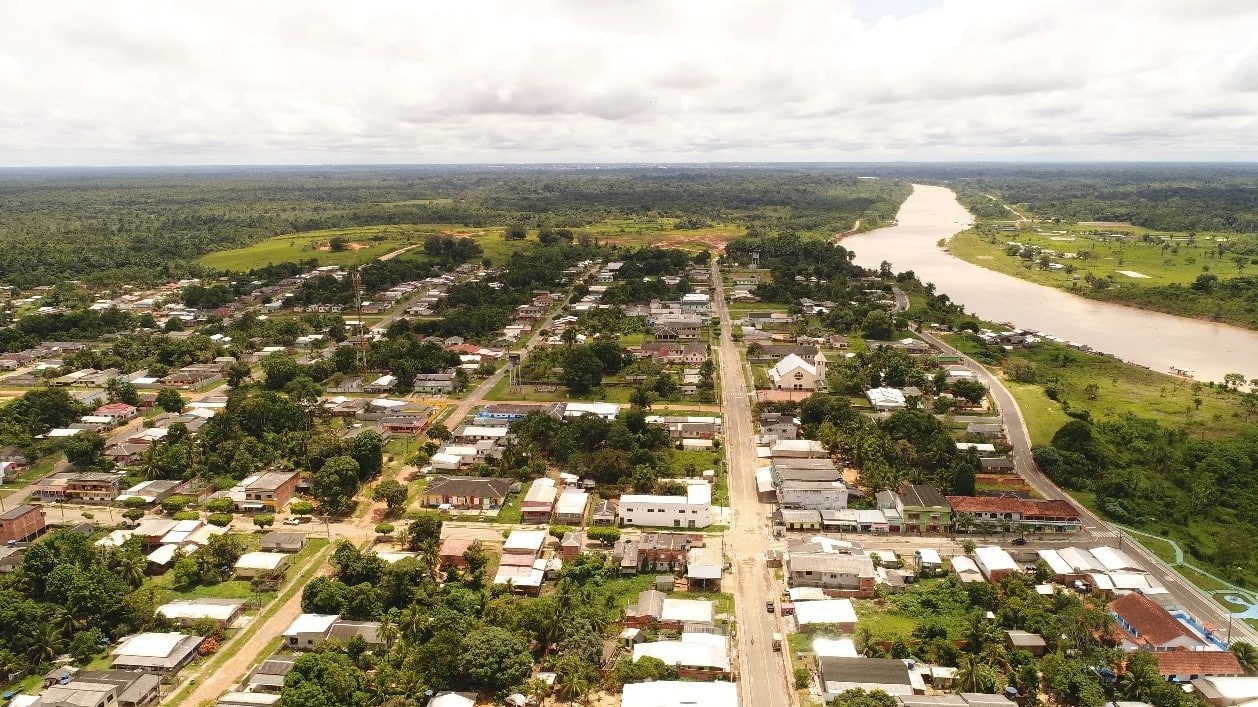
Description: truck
772,633,783,651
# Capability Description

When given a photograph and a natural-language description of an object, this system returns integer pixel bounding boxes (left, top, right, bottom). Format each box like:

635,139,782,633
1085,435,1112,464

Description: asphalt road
713,262,796,707
915,325,1258,646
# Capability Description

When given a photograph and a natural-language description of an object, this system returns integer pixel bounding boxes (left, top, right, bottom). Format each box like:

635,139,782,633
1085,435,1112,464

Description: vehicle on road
772,632,782,651
766,600,775,613
1012,536,1028,546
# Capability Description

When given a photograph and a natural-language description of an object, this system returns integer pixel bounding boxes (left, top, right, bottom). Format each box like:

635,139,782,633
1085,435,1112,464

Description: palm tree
116,552,147,588
956,654,997,693
27,622,62,667
1233,641,1258,675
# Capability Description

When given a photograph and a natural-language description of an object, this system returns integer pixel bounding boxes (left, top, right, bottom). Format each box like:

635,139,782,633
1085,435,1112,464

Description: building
973,546,1020,582
613,533,706,574
1005,630,1048,656
899,485,951,533
1109,592,1209,651
93,402,139,424
115,480,183,506
245,655,297,693
866,387,908,411
554,488,590,525
946,496,1082,533
794,598,858,631
422,476,513,509
777,480,849,511
1154,652,1243,681
759,412,798,440
520,479,559,524
34,471,122,503
788,553,876,593
620,681,737,707
619,483,712,529
951,556,984,583
438,537,474,569
0,504,46,544
111,632,202,674
283,614,339,649
413,372,459,394
769,439,827,459
157,599,245,628
260,531,307,553
818,657,920,701
64,671,161,707
767,353,826,391
1192,676,1258,706
777,509,823,531
562,401,621,420
234,552,291,577
217,693,281,707
242,470,301,512
633,632,731,679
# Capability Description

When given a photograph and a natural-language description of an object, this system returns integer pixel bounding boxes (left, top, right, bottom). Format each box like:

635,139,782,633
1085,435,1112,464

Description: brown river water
841,184,1258,383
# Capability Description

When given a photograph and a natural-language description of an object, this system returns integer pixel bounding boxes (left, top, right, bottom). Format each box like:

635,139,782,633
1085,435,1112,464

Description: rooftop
1109,592,1200,647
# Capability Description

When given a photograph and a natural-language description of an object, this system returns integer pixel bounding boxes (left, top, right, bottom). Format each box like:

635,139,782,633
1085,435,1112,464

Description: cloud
0,0,1253,164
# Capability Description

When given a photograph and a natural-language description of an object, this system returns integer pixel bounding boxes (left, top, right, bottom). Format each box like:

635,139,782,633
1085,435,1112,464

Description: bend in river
842,184,1258,383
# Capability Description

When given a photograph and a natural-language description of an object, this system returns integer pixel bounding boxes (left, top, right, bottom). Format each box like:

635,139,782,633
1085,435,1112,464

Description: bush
548,524,572,539
207,498,235,514
587,527,621,545
122,508,145,522
375,523,395,536
172,510,200,521
794,667,811,689
161,495,192,514
207,513,233,527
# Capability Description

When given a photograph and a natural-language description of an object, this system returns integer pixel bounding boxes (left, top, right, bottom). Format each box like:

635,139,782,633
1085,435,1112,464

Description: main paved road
713,261,796,707
914,322,1258,646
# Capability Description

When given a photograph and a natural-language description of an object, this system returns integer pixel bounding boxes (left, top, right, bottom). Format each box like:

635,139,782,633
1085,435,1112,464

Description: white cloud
0,0,1254,164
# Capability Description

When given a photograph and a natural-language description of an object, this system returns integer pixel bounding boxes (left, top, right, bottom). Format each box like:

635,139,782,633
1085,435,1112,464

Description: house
619,483,712,529
620,681,737,707
520,479,559,524
899,485,951,533
93,402,139,424
217,693,281,707
116,480,183,506
776,509,823,531
234,552,291,577
633,632,731,679
0,546,22,572
243,470,301,512
914,548,944,574
1109,592,1209,651
429,694,478,707
974,546,1020,582
650,313,704,341
747,344,819,364
1192,676,1258,706
788,553,876,593
554,488,590,525
818,657,919,701
946,496,1082,533
245,656,297,693
767,353,826,391
58,670,161,707
439,536,474,569
560,531,585,561
1154,652,1243,681
413,372,459,394
283,614,338,649
794,598,858,631
822,509,892,534
687,544,723,590
503,529,547,556
951,556,984,583
769,439,827,458
626,591,716,630
777,480,849,511
592,499,618,526
111,632,202,674
562,401,621,420
0,504,46,544
451,425,509,444
867,387,908,411
1005,630,1048,656
966,423,1005,439
759,412,798,441
422,476,513,509
33,471,122,503
614,533,706,574
260,531,307,553
680,292,711,314
157,599,245,628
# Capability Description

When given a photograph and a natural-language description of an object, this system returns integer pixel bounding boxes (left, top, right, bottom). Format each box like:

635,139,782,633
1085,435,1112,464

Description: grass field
948,223,1254,289
946,333,1252,443
200,224,532,271
579,217,742,253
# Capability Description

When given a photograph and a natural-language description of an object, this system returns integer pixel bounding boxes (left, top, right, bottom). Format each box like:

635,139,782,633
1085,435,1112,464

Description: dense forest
0,166,909,288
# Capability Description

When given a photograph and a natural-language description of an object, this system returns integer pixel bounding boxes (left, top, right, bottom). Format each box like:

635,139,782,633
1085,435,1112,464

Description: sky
0,0,1256,166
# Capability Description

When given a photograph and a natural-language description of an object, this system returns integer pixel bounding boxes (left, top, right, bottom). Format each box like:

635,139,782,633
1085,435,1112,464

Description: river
841,184,1258,383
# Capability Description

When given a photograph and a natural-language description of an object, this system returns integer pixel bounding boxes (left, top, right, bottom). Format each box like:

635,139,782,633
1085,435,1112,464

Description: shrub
207,513,233,527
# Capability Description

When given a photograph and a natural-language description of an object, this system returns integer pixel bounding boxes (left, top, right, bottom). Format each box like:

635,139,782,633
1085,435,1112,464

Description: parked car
765,600,774,613
1012,537,1028,546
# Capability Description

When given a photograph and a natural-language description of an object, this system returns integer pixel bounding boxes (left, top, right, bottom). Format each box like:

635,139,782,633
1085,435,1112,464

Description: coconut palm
956,654,998,693
1233,641,1258,675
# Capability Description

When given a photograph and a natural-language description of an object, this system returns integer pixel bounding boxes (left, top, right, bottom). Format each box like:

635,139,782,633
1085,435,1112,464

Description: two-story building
618,483,712,529
898,484,951,533
787,553,876,594
945,496,1082,533
0,504,46,544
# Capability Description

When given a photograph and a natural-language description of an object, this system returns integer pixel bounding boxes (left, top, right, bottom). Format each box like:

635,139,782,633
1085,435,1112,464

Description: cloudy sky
0,0,1255,165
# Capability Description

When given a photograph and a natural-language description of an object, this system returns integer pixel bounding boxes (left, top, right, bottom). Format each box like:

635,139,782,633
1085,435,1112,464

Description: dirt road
713,261,796,707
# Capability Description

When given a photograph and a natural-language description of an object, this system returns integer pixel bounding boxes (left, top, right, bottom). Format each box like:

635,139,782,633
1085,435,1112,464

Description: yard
851,578,973,642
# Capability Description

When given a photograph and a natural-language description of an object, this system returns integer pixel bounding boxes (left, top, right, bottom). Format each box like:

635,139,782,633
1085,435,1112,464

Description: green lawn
200,224,533,271
1002,382,1071,447
667,448,727,505
948,223,1252,289
484,376,638,404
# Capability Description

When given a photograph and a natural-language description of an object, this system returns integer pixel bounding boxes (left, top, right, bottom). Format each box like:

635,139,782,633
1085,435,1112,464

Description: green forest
0,166,909,288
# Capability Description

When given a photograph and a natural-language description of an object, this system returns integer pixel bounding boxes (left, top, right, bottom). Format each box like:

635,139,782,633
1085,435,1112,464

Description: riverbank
840,184,1258,383
946,224,1258,332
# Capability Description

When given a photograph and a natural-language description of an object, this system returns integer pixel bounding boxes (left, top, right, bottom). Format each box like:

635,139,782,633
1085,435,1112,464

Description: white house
866,387,907,411
974,546,1020,581
767,353,826,391
619,482,712,529
777,480,849,511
